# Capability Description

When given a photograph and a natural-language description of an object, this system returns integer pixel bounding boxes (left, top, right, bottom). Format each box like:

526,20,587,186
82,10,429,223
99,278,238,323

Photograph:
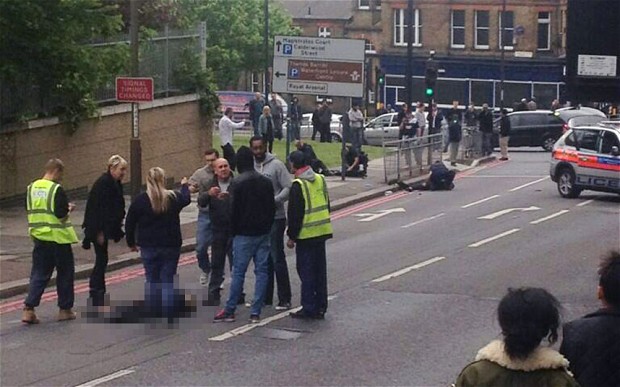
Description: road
1,150,618,386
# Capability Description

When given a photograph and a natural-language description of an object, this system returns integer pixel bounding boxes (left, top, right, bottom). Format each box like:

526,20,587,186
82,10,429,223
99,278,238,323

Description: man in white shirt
348,103,365,150
219,107,246,171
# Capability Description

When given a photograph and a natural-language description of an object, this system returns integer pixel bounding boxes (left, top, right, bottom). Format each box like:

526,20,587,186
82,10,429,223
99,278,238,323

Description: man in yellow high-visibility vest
22,159,79,324
286,151,333,320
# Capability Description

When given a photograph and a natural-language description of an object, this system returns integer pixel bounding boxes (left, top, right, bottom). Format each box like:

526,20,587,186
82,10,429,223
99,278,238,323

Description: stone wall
0,94,212,206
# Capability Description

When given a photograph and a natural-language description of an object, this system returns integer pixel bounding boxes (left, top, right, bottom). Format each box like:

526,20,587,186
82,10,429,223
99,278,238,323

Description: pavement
0,153,494,299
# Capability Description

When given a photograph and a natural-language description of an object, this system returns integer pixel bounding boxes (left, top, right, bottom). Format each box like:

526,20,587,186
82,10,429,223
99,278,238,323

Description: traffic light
424,59,438,99
376,66,385,86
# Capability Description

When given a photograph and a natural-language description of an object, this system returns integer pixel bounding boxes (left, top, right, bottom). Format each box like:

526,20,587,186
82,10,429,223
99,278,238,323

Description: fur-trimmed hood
476,340,570,372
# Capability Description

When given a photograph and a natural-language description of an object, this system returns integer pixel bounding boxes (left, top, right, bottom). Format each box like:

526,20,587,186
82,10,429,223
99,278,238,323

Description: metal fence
1,25,202,125
382,133,443,183
460,127,484,159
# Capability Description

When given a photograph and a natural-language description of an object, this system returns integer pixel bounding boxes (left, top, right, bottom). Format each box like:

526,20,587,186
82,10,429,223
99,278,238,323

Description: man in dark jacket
311,103,321,141
288,96,303,141
295,140,330,175
198,158,234,306
447,101,462,166
499,109,511,160
561,251,620,387
478,103,494,156
318,100,332,143
286,151,333,319
82,155,127,308
214,146,275,324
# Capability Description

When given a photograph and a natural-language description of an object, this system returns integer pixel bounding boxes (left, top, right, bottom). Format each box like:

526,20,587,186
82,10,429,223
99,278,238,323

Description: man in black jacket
198,158,234,306
82,155,127,308
499,108,511,160
478,103,494,156
561,251,620,387
214,146,275,324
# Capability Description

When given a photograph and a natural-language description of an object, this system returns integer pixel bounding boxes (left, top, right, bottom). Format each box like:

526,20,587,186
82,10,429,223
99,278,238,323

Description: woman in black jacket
82,155,127,308
125,167,191,318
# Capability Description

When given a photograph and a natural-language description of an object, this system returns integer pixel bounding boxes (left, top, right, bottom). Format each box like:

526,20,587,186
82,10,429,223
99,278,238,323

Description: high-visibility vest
27,179,78,244
294,174,333,240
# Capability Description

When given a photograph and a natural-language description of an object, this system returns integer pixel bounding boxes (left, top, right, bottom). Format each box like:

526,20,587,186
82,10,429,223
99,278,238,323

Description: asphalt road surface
1,150,618,386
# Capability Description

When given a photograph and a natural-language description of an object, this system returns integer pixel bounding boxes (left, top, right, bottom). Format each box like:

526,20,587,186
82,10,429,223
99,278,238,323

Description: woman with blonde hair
83,154,128,309
125,167,191,318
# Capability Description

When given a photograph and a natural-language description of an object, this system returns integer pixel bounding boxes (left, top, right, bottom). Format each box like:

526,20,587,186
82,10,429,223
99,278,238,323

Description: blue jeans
196,212,212,273
295,238,328,315
25,240,75,310
289,121,300,141
141,247,180,317
225,234,270,316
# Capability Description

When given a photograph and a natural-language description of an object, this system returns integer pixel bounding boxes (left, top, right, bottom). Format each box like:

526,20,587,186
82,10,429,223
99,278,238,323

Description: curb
0,156,493,300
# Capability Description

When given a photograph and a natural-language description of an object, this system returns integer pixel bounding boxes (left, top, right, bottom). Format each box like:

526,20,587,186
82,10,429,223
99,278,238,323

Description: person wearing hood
455,287,578,387
251,136,293,310
286,151,333,320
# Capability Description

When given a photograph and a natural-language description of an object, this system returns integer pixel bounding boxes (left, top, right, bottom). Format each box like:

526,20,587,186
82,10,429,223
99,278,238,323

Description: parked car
550,122,620,198
364,112,443,146
297,113,343,142
493,109,607,151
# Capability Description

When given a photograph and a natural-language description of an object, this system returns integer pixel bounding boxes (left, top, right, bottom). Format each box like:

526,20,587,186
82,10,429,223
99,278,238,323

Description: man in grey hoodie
250,136,293,310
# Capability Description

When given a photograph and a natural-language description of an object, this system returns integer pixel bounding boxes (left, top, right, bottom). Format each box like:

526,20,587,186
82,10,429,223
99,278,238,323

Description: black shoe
450,162,457,166
290,309,323,320
275,301,291,311
237,294,245,305
249,314,260,323
203,297,221,307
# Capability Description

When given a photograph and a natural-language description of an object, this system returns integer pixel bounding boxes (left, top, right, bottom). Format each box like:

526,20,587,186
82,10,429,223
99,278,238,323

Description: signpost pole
129,0,141,200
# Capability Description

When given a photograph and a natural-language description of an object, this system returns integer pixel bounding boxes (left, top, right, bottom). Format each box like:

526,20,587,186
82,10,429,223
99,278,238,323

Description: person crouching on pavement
197,158,236,306
82,155,128,310
125,168,191,319
343,144,369,178
404,161,456,191
22,159,79,324
286,151,333,320
213,146,275,324
295,139,331,176
455,287,578,387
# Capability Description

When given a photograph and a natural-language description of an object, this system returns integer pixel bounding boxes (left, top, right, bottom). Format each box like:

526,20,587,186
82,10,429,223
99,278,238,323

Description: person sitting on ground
400,161,455,191
455,287,579,387
560,250,620,387
295,140,330,176
343,144,368,178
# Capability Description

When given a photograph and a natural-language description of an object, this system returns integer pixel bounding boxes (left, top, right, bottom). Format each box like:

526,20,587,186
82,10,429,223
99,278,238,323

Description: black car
494,109,606,151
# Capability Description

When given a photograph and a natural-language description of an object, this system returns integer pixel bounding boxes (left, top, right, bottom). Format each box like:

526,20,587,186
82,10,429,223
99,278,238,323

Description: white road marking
401,213,445,228
74,369,135,387
469,228,520,248
461,195,501,209
478,206,540,220
508,176,549,192
209,296,337,342
356,208,406,222
461,175,548,178
576,199,595,207
371,256,446,283
530,210,570,224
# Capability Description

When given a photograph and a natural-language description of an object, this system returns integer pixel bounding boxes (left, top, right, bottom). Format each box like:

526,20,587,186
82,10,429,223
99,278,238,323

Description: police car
550,121,620,198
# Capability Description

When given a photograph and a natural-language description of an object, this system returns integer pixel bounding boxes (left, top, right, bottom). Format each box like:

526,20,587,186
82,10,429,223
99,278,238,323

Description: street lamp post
405,0,414,107
500,0,506,109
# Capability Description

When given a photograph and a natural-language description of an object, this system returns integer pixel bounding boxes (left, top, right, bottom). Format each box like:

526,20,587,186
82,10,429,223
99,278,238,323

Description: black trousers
221,143,236,171
25,239,75,310
266,219,292,305
295,238,327,315
89,238,109,306
319,123,331,143
208,229,233,300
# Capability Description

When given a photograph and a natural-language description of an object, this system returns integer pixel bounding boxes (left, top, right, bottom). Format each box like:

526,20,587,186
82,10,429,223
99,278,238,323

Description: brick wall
0,95,212,206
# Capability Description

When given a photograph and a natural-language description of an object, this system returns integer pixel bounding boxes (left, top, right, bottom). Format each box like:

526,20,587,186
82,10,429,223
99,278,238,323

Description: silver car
550,122,620,198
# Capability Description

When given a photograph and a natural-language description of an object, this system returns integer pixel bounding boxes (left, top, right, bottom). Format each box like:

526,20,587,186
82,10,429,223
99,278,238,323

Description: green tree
190,0,299,89
0,0,127,129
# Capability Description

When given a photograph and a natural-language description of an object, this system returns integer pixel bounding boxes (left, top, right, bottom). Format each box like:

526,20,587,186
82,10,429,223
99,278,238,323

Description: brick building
279,0,567,113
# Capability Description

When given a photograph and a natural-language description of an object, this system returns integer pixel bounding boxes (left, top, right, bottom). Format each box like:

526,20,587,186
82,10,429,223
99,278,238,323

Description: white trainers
199,272,209,287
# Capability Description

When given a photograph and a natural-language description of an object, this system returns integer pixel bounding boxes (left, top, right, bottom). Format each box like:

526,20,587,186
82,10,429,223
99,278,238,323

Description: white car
364,112,444,146
297,113,343,142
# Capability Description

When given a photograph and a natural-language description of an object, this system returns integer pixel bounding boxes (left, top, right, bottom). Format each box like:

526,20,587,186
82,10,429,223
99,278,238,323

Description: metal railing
382,133,443,183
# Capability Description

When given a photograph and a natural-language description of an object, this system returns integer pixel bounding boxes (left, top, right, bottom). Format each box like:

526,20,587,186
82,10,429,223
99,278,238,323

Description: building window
359,0,380,10
318,26,331,38
499,11,514,50
365,39,376,54
451,10,465,48
475,10,489,49
394,8,422,47
538,12,551,50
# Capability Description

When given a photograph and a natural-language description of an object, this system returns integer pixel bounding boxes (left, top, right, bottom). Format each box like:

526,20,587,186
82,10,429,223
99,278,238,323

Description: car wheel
331,133,342,143
557,168,582,198
542,136,556,151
